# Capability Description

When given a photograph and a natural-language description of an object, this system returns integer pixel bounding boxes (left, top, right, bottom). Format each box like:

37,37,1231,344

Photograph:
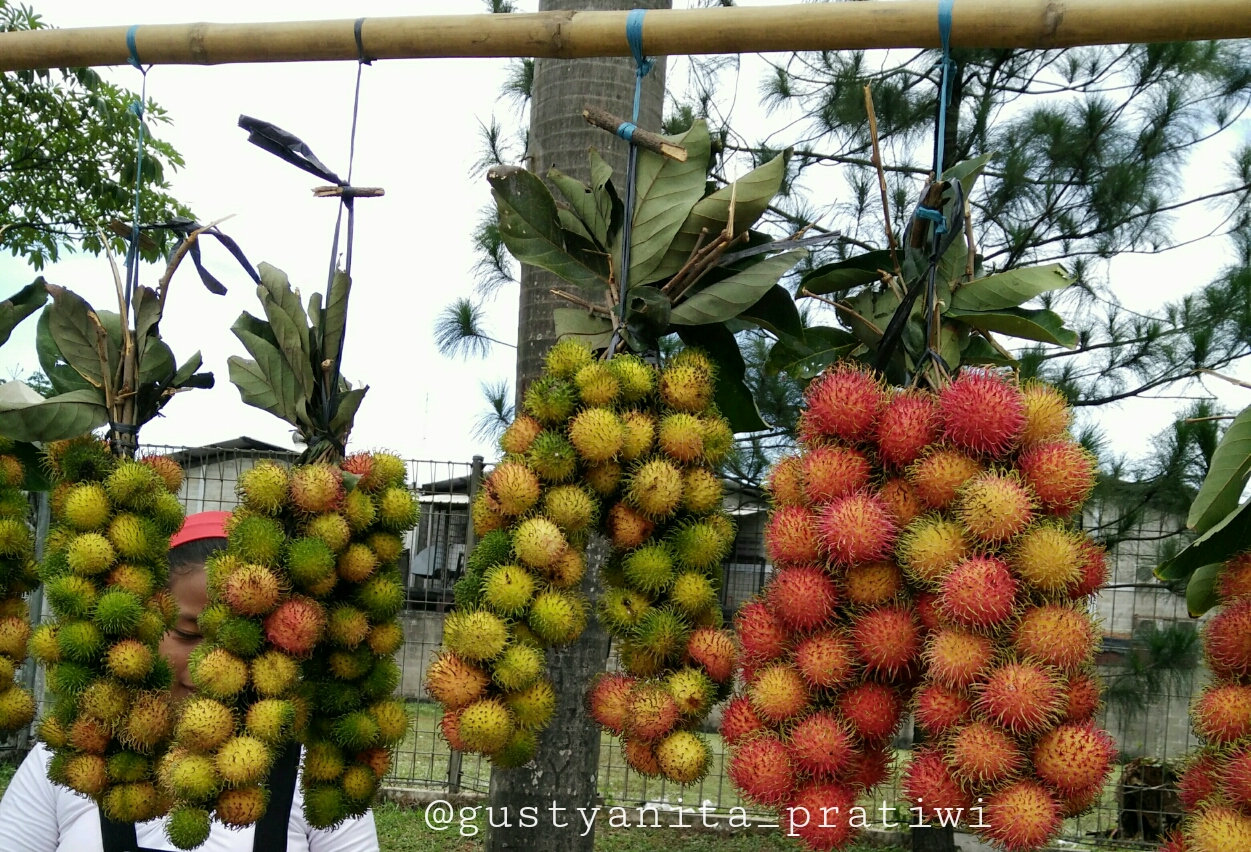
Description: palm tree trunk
491,3,669,851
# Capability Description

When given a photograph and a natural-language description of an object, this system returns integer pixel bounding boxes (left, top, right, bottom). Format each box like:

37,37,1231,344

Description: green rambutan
304,512,352,553
61,483,111,531
328,646,374,680
453,699,516,753
366,621,405,658
619,410,656,462
568,407,625,462
251,650,300,698
701,416,735,464
353,573,404,621
524,377,578,425
376,486,419,531
325,603,371,649
597,587,652,635
656,731,711,785
223,563,284,616
190,646,249,699
503,679,556,730
512,516,567,569
540,485,595,533
668,666,715,716
669,518,733,570
545,338,595,380
670,571,717,617
289,464,345,515
492,644,545,692
67,532,115,575
366,530,404,564
481,563,537,616
29,622,61,664
611,354,656,402
174,697,235,752
1020,380,1072,445
528,589,587,645
802,444,871,504
332,710,382,751
56,618,103,662
0,684,35,733
105,751,150,784
443,609,509,661
105,460,163,509
166,805,213,850
657,413,704,463
625,458,684,520
237,461,290,514
1011,523,1085,594
228,514,286,566
286,536,336,592
660,364,713,413
106,638,155,681
64,753,109,796
623,543,676,594
46,574,98,619
342,488,377,532
93,588,143,635
681,468,722,516
631,606,689,663
337,541,379,583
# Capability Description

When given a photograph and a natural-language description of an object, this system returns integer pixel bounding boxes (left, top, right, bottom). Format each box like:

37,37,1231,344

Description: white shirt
0,744,379,852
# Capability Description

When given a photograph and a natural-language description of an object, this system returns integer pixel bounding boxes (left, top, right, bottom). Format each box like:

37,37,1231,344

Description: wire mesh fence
0,441,1219,848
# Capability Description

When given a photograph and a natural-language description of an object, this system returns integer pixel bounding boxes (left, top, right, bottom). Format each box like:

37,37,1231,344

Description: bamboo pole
2,1,1250,73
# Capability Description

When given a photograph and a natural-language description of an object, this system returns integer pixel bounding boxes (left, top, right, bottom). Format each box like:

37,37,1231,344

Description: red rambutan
784,781,860,852
938,556,1018,631
787,711,857,778
915,593,943,633
1219,552,1251,603
767,565,839,632
1070,541,1110,600
1017,440,1097,516
607,503,655,550
938,369,1026,458
728,734,796,806
1158,831,1189,852
625,684,681,742
876,390,941,468
1059,780,1104,819
902,747,971,816
685,628,737,683
439,710,466,751
1032,722,1117,795
817,492,898,566
802,445,872,504
588,673,637,735
735,599,789,664
748,664,811,724
975,662,1064,735
947,721,1024,785
845,744,892,790
907,448,983,510
1062,671,1103,722
879,477,925,526
794,631,857,690
801,363,885,444
914,683,972,736
622,737,663,777
1178,751,1222,811
837,682,903,742
720,696,766,745
843,561,904,608
1221,746,1251,811
768,455,806,507
765,505,823,567
851,606,921,677
979,781,1062,852
925,628,995,689
1203,598,1251,680
1013,603,1099,671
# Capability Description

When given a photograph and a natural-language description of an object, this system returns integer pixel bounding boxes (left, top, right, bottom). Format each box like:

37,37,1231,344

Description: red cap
170,511,231,549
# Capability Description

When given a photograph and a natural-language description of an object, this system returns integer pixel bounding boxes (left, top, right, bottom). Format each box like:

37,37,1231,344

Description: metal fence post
16,492,51,754
446,454,484,794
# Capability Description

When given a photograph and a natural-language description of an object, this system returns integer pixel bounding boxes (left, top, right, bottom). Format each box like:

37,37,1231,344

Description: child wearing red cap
0,512,380,852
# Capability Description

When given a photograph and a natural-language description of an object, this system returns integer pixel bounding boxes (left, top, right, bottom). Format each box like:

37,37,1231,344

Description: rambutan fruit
768,455,806,507
685,627,737,683
669,518,733,570
353,572,404,621
443,609,508,661
611,354,656,402
377,486,419,531
456,698,515,754
785,781,860,852
568,407,625,463
106,638,154,682
631,606,689,664
938,556,1017,631
46,574,98,619
801,362,885,444
1179,751,1222,811
365,621,404,658
851,605,921,677
682,467,723,515
736,598,788,664
1020,380,1072,446
596,587,651,635
1059,780,1104,819
1033,722,1116,795
139,454,182,494
588,673,636,734
877,390,941,467
975,662,1064,735
56,619,103,662
607,503,653,550
618,639,666,678
215,734,274,786
1219,552,1251,603
302,741,347,783
748,663,810,724
425,653,489,710
584,461,622,497
939,369,1026,457
656,731,711,785
1193,682,1251,744
1018,439,1097,516
165,752,222,801
795,631,856,690
955,471,1034,545
979,781,1062,852
236,461,290,514
817,492,898,566
61,483,111,531
472,492,505,537
915,592,942,633
105,460,163,509
189,647,249,699
527,432,578,484
481,563,537,616
879,477,925,526
613,410,656,464
512,516,567,570
228,514,286,566
68,715,112,753
626,458,684,520
543,485,596,534
0,685,35,733
118,691,173,752
1011,522,1085,594
340,762,382,801
500,415,543,456
574,363,620,407
492,644,545,692
503,679,557,730
844,561,904,608
490,729,538,770
1070,540,1110,600
720,696,765,745
621,737,663,777
64,753,109,796
0,453,22,488
107,563,156,600
660,363,714,413
67,532,115,576
902,747,971,817
251,650,300,698
897,515,968,587
545,338,594,380
767,564,839,632
1013,603,1098,670
948,721,1024,785
670,571,717,617
528,589,588,645
788,711,857,778
174,697,235,752
289,464,345,515
657,413,705,463
728,734,795,806
765,505,822,567
93,589,144,635
524,376,578,425
838,682,903,742
223,563,284,617
1222,748,1251,813
668,667,715,717
217,785,269,828
486,461,541,517
368,699,410,745
304,512,352,553
264,595,326,657
907,448,983,510
914,683,972,736
1187,805,1251,852
1204,597,1251,680
802,445,871,504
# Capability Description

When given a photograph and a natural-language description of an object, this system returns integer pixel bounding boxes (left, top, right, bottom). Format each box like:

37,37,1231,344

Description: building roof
165,437,296,468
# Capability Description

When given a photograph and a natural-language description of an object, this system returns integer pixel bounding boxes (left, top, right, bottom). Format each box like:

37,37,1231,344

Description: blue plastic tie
123,26,148,314
626,8,653,122
931,0,956,235
126,25,142,69
616,122,637,143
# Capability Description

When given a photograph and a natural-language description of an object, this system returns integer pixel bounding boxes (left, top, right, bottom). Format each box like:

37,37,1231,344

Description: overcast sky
3,0,1249,469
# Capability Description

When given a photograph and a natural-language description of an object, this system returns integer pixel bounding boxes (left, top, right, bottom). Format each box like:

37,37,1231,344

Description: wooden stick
582,106,687,161
863,85,900,280
157,214,236,312
312,186,385,198
3,2,1251,72
550,288,610,315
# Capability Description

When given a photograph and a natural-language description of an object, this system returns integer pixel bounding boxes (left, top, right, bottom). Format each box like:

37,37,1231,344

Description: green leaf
132,285,161,358
765,326,860,381
36,309,92,394
228,355,292,426
941,152,995,199
11,440,52,492
945,306,1078,348
322,269,351,370
229,315,306,428
623,285,672,346
0,279,48,347
629,121,712,286
645,150,788,284
1156,498,1251,583
1186,563,1226,618
675,323,768,433
739,285,805,340
838,287,901,349
0,384,108,442
800,250,894,297
553,308,614,352
329,387,368,439
670,250,806,326
137,337,175,387
556,207,596,244
490,166,608,293
46,287,110,390
960,333,1019,368
171,352,204,388
257,265,315,405
1189,405,1251,534
949,264,1072,311
549,154,618,250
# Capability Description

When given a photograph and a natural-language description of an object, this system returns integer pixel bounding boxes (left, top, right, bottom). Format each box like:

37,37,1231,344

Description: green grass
0,760,15,799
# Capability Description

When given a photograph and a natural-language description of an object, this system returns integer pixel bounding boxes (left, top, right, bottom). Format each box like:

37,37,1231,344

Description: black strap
97,742,301,852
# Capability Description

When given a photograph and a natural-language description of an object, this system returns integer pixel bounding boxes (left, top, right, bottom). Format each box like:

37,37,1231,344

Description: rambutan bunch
1175,550,1251,851
585,348,738,787
0,439,39,738
32,437,185,825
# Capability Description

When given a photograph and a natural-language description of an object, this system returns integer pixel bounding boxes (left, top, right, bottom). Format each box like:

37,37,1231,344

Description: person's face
159,566,208,703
